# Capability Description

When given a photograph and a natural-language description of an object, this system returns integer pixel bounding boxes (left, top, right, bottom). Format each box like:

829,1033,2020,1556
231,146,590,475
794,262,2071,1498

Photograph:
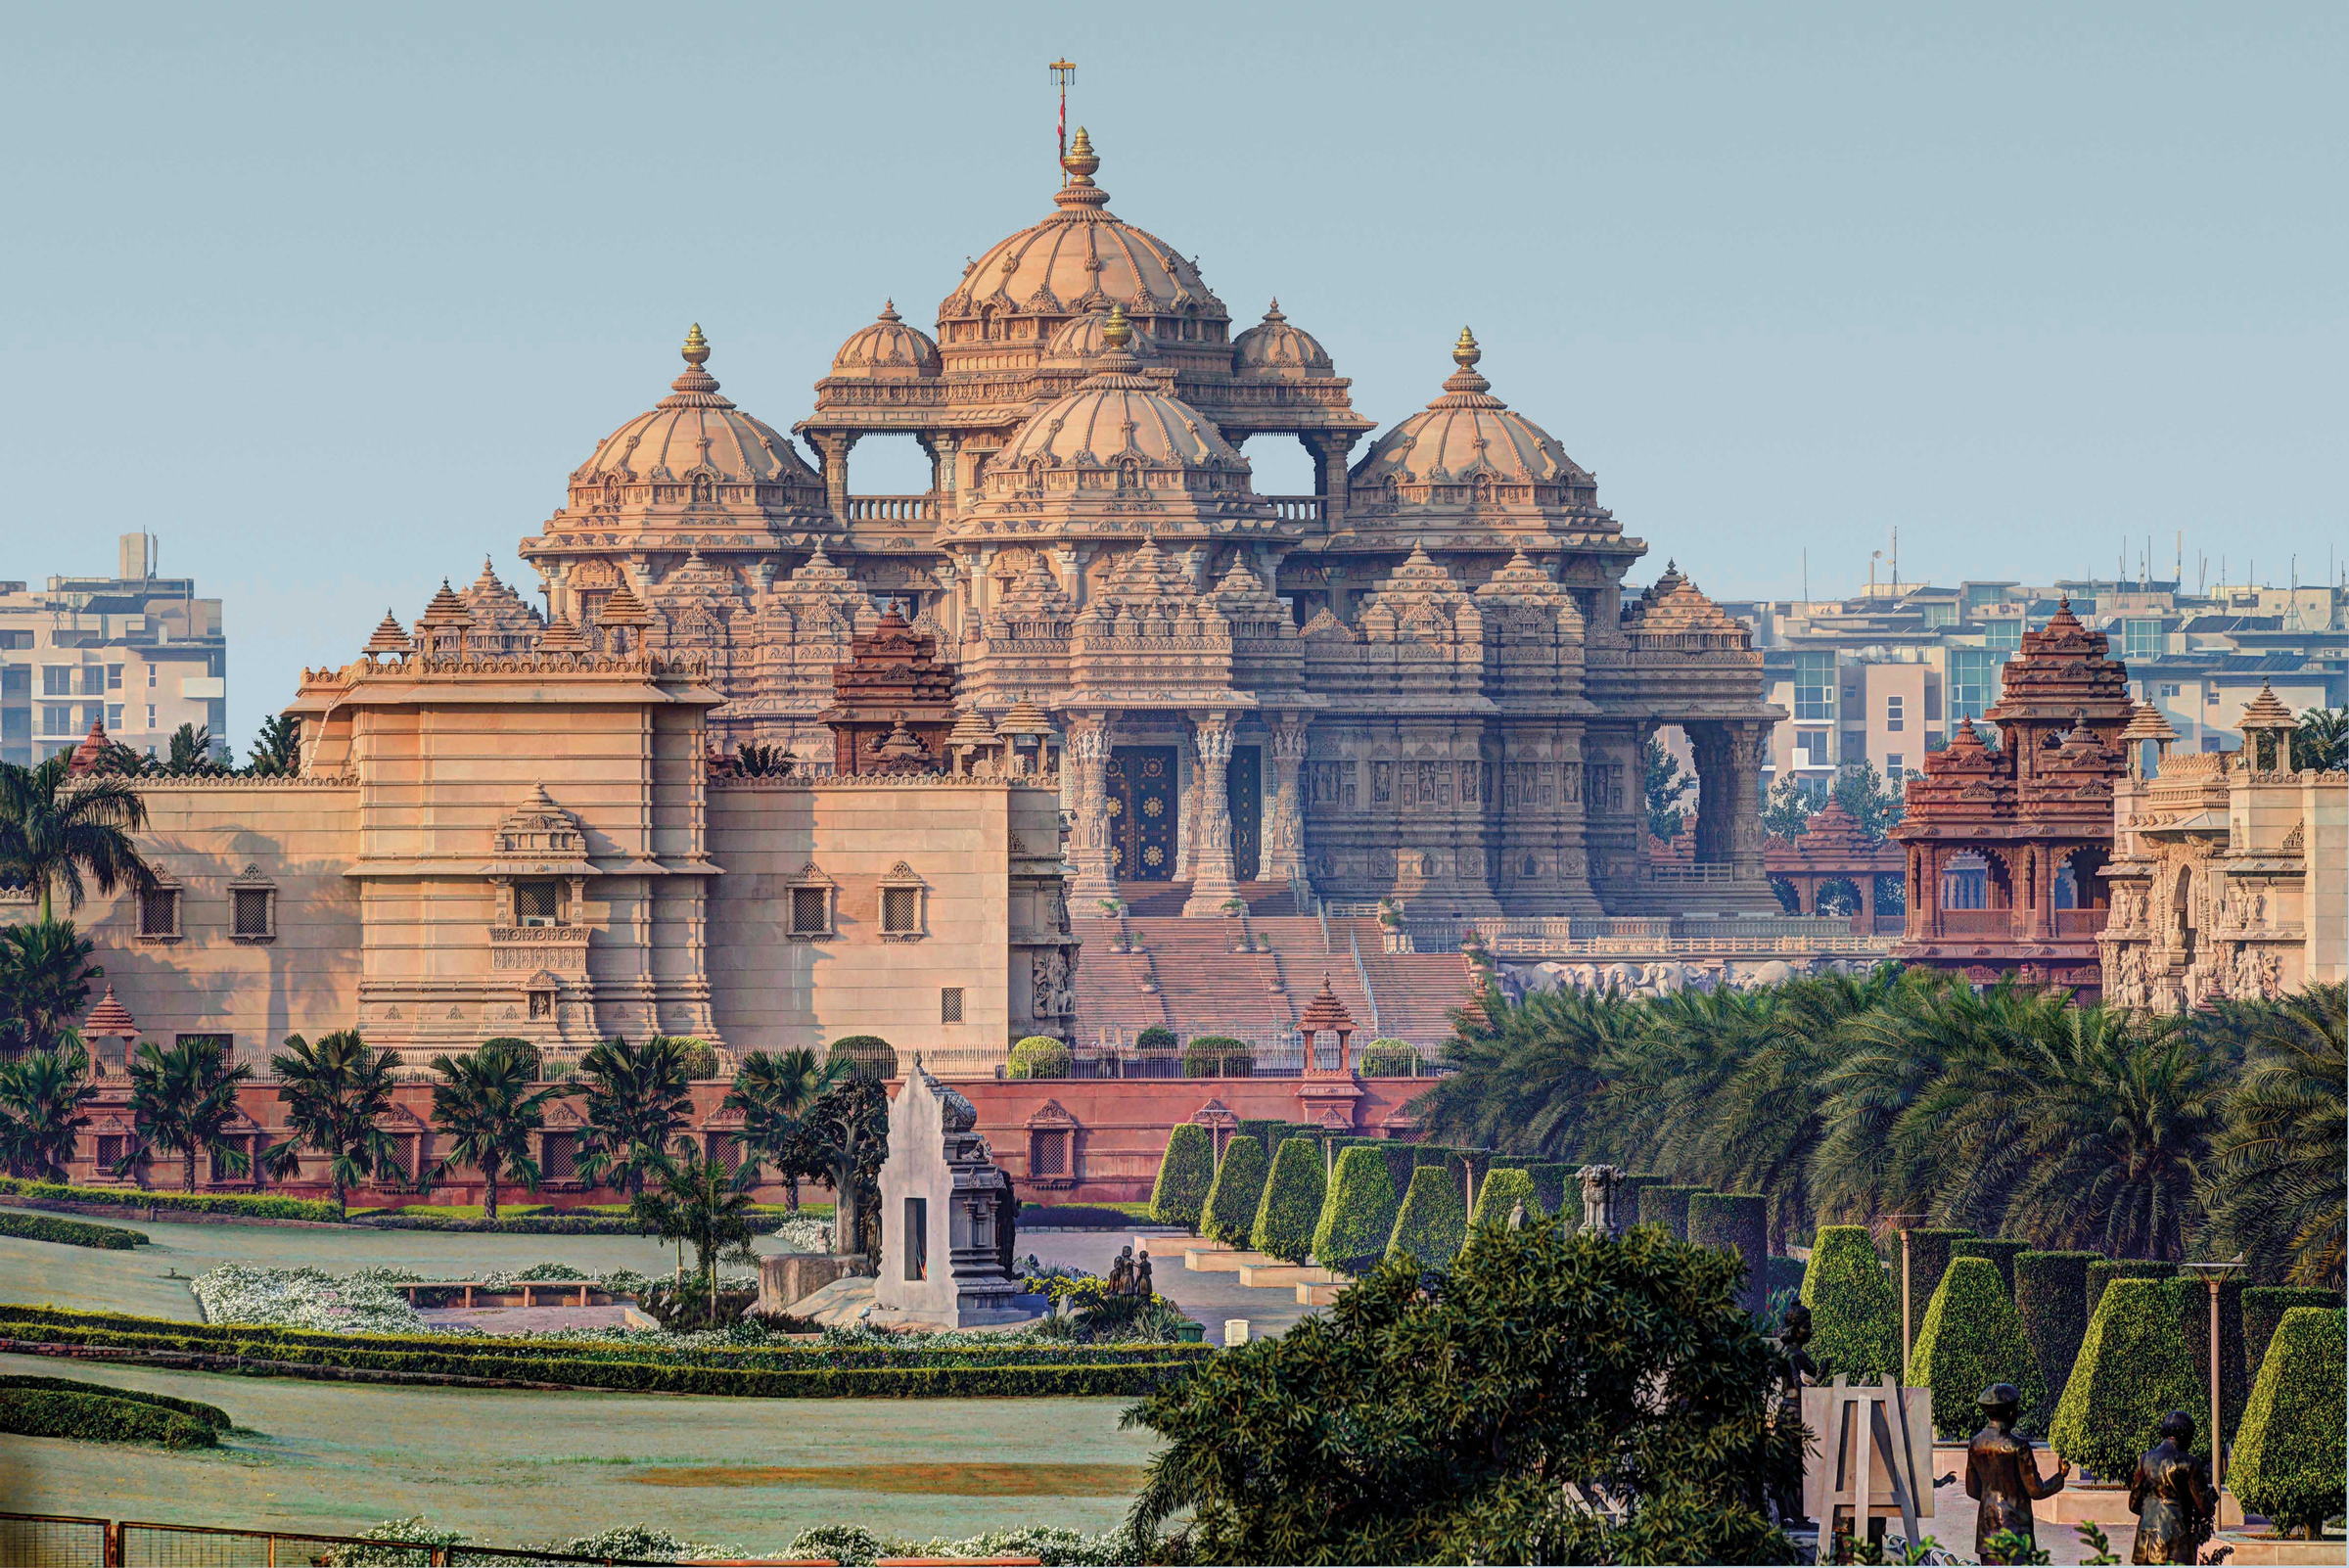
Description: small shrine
872,1054,1026,1329
816,602,959,776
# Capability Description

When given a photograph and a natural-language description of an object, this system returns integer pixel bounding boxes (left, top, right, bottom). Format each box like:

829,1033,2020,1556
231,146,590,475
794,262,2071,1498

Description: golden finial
878,299,899,321
682,323,711,369
1103,302,1133,350
1063,124,1100,181
1452,326,1480,370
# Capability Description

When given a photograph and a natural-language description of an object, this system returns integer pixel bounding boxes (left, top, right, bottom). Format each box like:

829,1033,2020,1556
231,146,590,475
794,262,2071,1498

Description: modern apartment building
0,533,228,766
1717,576,2347,799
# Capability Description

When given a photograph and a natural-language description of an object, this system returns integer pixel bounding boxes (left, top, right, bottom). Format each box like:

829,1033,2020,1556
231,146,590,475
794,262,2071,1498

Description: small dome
1232,300,1331,378
830,300,942,379
1044,307,1157,365
569,326,822,501
1353,329,1584,490
992,308,1247,478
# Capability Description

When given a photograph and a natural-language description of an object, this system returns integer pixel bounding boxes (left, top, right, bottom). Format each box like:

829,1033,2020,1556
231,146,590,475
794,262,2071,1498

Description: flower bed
193,1265,430,1334
0,1209,148,1249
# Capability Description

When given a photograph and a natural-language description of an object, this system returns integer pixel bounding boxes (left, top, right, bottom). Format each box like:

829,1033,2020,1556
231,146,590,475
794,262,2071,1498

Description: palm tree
427,1044,570,1221
631,1141,758,1297
0,920,103,1056
121,1038,253,1191
2289,706,2349,772
2204,984,2346,1288
724,1046,844,1206
1411,985,1648,1161
0,756,155,924
0,1041,98,1179
1810,970,1991,1224
267,1030,405,1219
574,1036,693,1199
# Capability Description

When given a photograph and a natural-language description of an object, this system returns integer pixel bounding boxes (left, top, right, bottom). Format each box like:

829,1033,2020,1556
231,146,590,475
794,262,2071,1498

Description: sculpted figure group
1961,1384,2218,1565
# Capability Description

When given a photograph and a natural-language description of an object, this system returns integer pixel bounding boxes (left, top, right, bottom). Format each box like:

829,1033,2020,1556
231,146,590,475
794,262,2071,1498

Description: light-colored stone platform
1184,1248,1269,1272
1235,1263,1337,1288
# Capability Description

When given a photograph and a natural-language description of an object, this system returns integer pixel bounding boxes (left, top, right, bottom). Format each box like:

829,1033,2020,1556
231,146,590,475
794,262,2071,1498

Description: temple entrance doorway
1228,746,1262,882
1107,747,1177,881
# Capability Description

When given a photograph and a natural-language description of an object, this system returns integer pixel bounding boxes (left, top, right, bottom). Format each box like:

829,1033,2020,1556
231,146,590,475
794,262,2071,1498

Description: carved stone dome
568,326,823,510
1044,306,1157,366
990,310,1248,480
1352,329,1587,491
830,300,942,379
1231,300,1332,378
942,130,1223,329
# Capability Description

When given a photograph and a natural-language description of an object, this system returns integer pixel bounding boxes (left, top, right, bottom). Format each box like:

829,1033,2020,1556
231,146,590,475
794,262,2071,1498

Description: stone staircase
1069,901,1390,1048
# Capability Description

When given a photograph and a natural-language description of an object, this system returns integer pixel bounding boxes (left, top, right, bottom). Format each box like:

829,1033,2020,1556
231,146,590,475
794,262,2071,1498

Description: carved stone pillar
1304,433,1358,528
1064,713,1119,907
808,431,858,526
1264,715,1312,887
1687,723,1732,864
1727,719,1771,887
1182,711,1241,916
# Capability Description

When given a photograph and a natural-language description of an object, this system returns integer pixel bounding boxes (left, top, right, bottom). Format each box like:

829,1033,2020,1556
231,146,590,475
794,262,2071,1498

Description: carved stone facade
2098,685,2348,1010
498,130,1777,918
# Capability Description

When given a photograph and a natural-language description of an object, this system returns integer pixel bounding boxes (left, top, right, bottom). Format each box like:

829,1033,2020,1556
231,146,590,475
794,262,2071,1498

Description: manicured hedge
1313,1145,1402,1273
0,1387,216,1448
1234,1119,1286,1161
1527,1164,1575,1220
1387,1166,1466,1266
0,1210,147,1249
1949,1237,2030,1297
1899,1228,1975,1350
2243,1287,2340,1384
2014,1251,2099,1416
2048,1278,2203,1479
0,1374,229,1430
1358,1040,1419,1078
1182,1038,1252,1076
1443,1150,1492,1218
0,1177,339,1223
2166,1274,2248,1441
1636,1184,1703,1241
1148,1125,1214,1231
1006,1037,1072,1080
1911,1257,2047,1438
1612,1175,1664,1235
1412,1143,1452,1169
357,1212,801,1236
1251,1137,1326,1265
1201,1134,1269,1249
1767,1256,1807,1302
1689,1193,1768,1316
2084,1257,2176,1318
1802,1226,1901,1383
1467,1168,1537,1233
2229,1307,2347,1539
1014,1204,1145,1230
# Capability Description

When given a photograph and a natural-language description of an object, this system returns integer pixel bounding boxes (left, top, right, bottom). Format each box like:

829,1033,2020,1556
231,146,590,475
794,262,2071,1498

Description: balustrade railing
1938,908,2013,936
1267,494,1327,524
2052,908,2109,938
843,492,938,524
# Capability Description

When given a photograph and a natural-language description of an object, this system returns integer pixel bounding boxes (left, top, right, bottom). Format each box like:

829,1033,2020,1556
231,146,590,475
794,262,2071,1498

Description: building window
1795,729,1830,766
42,705,70,736
791,886,832,937
941,987,964,1024
514,880,566,927
107,665,122,691
878,861,927,940
1794,652,1835,721
1985,620,2022,655
541,1131,576,1179
1949,649,2001,722
147,666,158,689
107,704,122,730
79,666,104,696
139,886,181,940
1885,695,1905,733
145,704,157,729
2124,619,2164,662
41,667,70,697
1032,1129,1069,1176
2160,683,2182,697
1886,754,1905,781
231,886,275,942
709,1133,741,1175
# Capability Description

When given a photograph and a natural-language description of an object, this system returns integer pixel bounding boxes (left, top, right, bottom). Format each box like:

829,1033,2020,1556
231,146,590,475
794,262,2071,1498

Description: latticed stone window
878,861,927,940
791,886,831,936
940,986,964,1024
1031,1129,1069,1176
541,1131,576,1180
710,1133,742,1174
514,880,566,927
232,887,274,941
139,886,180,940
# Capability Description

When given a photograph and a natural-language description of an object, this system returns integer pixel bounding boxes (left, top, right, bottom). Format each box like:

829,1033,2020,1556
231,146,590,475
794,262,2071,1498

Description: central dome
992,313,1246,476
942,129,1224,328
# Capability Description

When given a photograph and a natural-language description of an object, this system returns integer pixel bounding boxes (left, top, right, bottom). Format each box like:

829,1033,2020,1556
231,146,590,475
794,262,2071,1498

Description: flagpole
1050,58,1076,181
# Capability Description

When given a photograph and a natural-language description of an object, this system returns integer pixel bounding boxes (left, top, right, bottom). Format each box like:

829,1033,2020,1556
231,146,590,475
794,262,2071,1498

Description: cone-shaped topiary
1201,1133,1269,1249
1638,1183,1703,1240
2243,1286,2340,1379
2166,1274,2248,1442
1313,1144,1402,1273
1468,1167,1537,1233
1252,1136,1328,1265
1690,1193,1769,1316
1528,1163,1575,1219
1801,1226,1902,1383
1899,1228,1975,1350
1387,1164,1467,1266
2048,1278,2204,1480
1949,1237,2030,1297
2084,1257,2175,1318
1148,1124,1214,1232
1911,1257,2048,1438
2015,1251,2100,1415
2229,1307,2347,1540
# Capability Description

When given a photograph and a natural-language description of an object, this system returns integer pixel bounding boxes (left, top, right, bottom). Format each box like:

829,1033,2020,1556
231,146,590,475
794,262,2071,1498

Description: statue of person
1108,1245,1133,1296
1770,1303,1821,1530
1965,1382,2069,1560
1133,1248,1154,1299
2128,1410,2217,1565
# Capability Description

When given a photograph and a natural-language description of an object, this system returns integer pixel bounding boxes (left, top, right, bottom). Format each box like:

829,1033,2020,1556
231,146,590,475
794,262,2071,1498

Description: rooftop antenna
1050,58,1077,180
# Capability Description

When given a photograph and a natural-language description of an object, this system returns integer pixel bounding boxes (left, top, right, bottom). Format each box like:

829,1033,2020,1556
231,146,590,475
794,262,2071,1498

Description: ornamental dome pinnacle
1233,298,1334,379
831,300,943,379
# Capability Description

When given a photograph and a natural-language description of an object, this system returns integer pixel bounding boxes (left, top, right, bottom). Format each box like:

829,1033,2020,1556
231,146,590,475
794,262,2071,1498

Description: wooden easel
1801,1376,1935,1553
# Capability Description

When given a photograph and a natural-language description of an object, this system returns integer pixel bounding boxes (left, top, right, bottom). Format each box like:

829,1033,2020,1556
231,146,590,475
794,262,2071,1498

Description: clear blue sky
1,2,2340,752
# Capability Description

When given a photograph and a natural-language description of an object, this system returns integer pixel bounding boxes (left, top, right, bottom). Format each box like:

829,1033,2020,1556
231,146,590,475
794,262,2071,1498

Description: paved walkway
415,1305,646,1333
1019,1230,1325,1346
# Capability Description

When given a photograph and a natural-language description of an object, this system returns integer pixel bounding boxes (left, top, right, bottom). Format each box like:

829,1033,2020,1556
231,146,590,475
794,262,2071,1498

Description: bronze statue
1771,1304,1821,1529
1133,1247,1154,1299
1964,1382,2068,1559
1108,1245,1133,1295
2128,1410,2217,1565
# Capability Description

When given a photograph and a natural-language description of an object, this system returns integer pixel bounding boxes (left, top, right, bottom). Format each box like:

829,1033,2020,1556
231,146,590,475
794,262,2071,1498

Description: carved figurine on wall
2128,1410,2217,1565
1964,1382,2069,1560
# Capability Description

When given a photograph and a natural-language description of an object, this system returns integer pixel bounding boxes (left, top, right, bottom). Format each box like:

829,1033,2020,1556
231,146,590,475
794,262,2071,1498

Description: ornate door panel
1107,747,1177,881
1228,746,1262,882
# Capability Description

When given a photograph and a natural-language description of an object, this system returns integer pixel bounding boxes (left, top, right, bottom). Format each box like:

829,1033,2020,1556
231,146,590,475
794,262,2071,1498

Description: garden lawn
0,1207,811,1322
0,1353,1157,1548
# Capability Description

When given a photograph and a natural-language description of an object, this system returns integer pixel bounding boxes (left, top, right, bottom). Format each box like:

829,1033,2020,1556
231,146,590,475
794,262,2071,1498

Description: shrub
1528,1164,1575,1219
1637,1184,1703,1241
1614,1174,1665,1233
1689,1193,1768,1316
1148,1125,1214,1232
0,1210,146,1249
1183,1037,1251,1077
827,1036,897,1080
0,1374,229,1430
1467,1168,1537,1234
1911,1258,2048,1438
1359,1039,1419,1078
1801,1226,1901,1383
1387,1165,1467,1266
1313,1145,1402,1273
1899,1228,1975,1350
2229,1307,2347,1539
2166,1274,2248,1441
0,1177,340,1223
1007,1037,1073,1080
1767,1256,1807,1300
2084,1257,2175,1318
478,1037,540,1079
2014,1251,2100,1415
1412,1142,1452,1168
1201,1135,1269,1249
1014,1204,1148,1230
0,1387,215,1449
1134,1025,1176,1051
2048,1278,2204,1479
1252,1137,1327,1265
1949,1237,2030,1297
1234,1118,1285,1159
2243,1286,2339,1379
654,1037,720,1080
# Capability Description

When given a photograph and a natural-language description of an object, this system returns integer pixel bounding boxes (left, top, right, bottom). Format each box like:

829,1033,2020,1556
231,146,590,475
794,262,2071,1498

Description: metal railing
0,1510,808,1567
1348,930,1384,1037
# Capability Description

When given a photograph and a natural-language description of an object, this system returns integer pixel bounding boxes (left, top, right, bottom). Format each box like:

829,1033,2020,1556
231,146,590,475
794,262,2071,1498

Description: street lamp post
1884,1214,1929,1384
2182,1261,2245,1490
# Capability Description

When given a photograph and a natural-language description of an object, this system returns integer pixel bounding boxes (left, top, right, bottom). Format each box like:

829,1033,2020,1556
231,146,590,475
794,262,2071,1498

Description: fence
918,1036,1449,1082
0,1510,848,1567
